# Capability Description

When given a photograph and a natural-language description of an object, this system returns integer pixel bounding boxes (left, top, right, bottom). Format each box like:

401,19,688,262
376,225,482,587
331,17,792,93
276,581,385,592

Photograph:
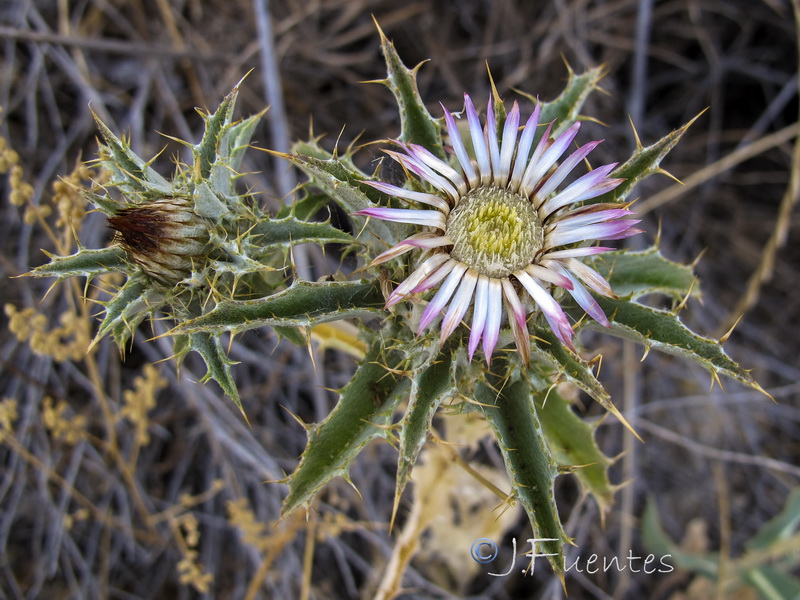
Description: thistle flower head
109,196,208,286
356,94,642,363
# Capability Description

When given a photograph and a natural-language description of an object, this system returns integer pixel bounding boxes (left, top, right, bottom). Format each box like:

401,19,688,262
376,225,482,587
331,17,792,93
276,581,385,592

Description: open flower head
356,94,641,364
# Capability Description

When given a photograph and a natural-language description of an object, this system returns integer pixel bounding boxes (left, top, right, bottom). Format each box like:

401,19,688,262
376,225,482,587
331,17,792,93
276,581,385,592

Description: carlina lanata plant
28,27,768,578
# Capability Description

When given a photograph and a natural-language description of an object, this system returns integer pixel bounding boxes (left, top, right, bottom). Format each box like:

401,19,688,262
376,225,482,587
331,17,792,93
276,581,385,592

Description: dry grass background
1,0,800,598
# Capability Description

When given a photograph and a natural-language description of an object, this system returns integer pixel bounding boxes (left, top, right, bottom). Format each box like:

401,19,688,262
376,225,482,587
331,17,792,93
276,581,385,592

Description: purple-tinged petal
502,279,531,365
535,140,602,200
386,150,460,201
361,180,450,213
510,103,541,190
371,234,453,266
442,103,478,187
411,257,457,294
601,227,644,241
521,121,581,197
498,101,520,186
542,246,613,259
402,235,453,249
529,121,555,166
565,258,615,297
516,269,575,351
523,264,574,290
440,269,478,342
405,143,467,195
465,94,492,185
468,275,490,360
482,278,503,362
572,280,610,326
486,96,502,183
353,207,447,230
501,279,527,332
553,208,633,230
551,264,609,326
386,253,450,308
548,219,641,247
540,163,622,216
418,262,467,332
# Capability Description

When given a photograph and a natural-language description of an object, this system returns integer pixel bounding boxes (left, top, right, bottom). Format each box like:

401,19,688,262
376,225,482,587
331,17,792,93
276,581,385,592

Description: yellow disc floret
447,186,543,277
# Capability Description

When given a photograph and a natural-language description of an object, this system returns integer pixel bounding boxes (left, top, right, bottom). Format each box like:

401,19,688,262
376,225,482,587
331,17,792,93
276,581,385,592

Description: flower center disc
447,186,543,278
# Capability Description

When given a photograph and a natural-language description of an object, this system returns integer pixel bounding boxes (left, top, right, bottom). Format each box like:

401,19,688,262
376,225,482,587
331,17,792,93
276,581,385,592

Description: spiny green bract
28,82,356,416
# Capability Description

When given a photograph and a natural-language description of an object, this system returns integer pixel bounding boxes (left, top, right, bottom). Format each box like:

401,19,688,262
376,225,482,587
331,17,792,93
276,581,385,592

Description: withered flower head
109,196,208,285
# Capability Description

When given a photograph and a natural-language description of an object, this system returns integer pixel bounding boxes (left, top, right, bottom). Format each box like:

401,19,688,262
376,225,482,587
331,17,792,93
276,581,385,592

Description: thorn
306,333,317,373
332,124,348,157
640,344,652,362
241,408,253,428
654,217,663,246
390,480,404,533
359,77,390,86
654,166,684,185
718,314,743,345
592,352,604,377
753,381,776,403
709,370,724,393
371,14,386,41
41,278,61,301
410,60,430,80
614,410,643,443
690,248,707,270
559,53,574,75
343,473,363,503
486,62,502,109
280,404,311,431
673,278,695,314
541,382,557,409
628,115,643,149
354,215,371,240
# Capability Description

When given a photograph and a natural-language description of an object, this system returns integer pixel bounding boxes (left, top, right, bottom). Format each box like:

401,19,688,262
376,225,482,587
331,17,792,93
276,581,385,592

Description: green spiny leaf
530,325,636,438
82,190,124,216
95,273,165,347
276,191,331,222
376,22,444,158
194,181,231,220
282,338,407,516
276,151,403,251
29,246,130,279
248,215,355,251
589,247,701,302
195,85,238,180
534,386,615,514
273,325,306,347
598,113,701,204
190,331,244,418
536,66,604,136
590,296,764,392
395,352,455,511
92,113,171,195
476,367,567,575
218,111,263,174
167,279,385,336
